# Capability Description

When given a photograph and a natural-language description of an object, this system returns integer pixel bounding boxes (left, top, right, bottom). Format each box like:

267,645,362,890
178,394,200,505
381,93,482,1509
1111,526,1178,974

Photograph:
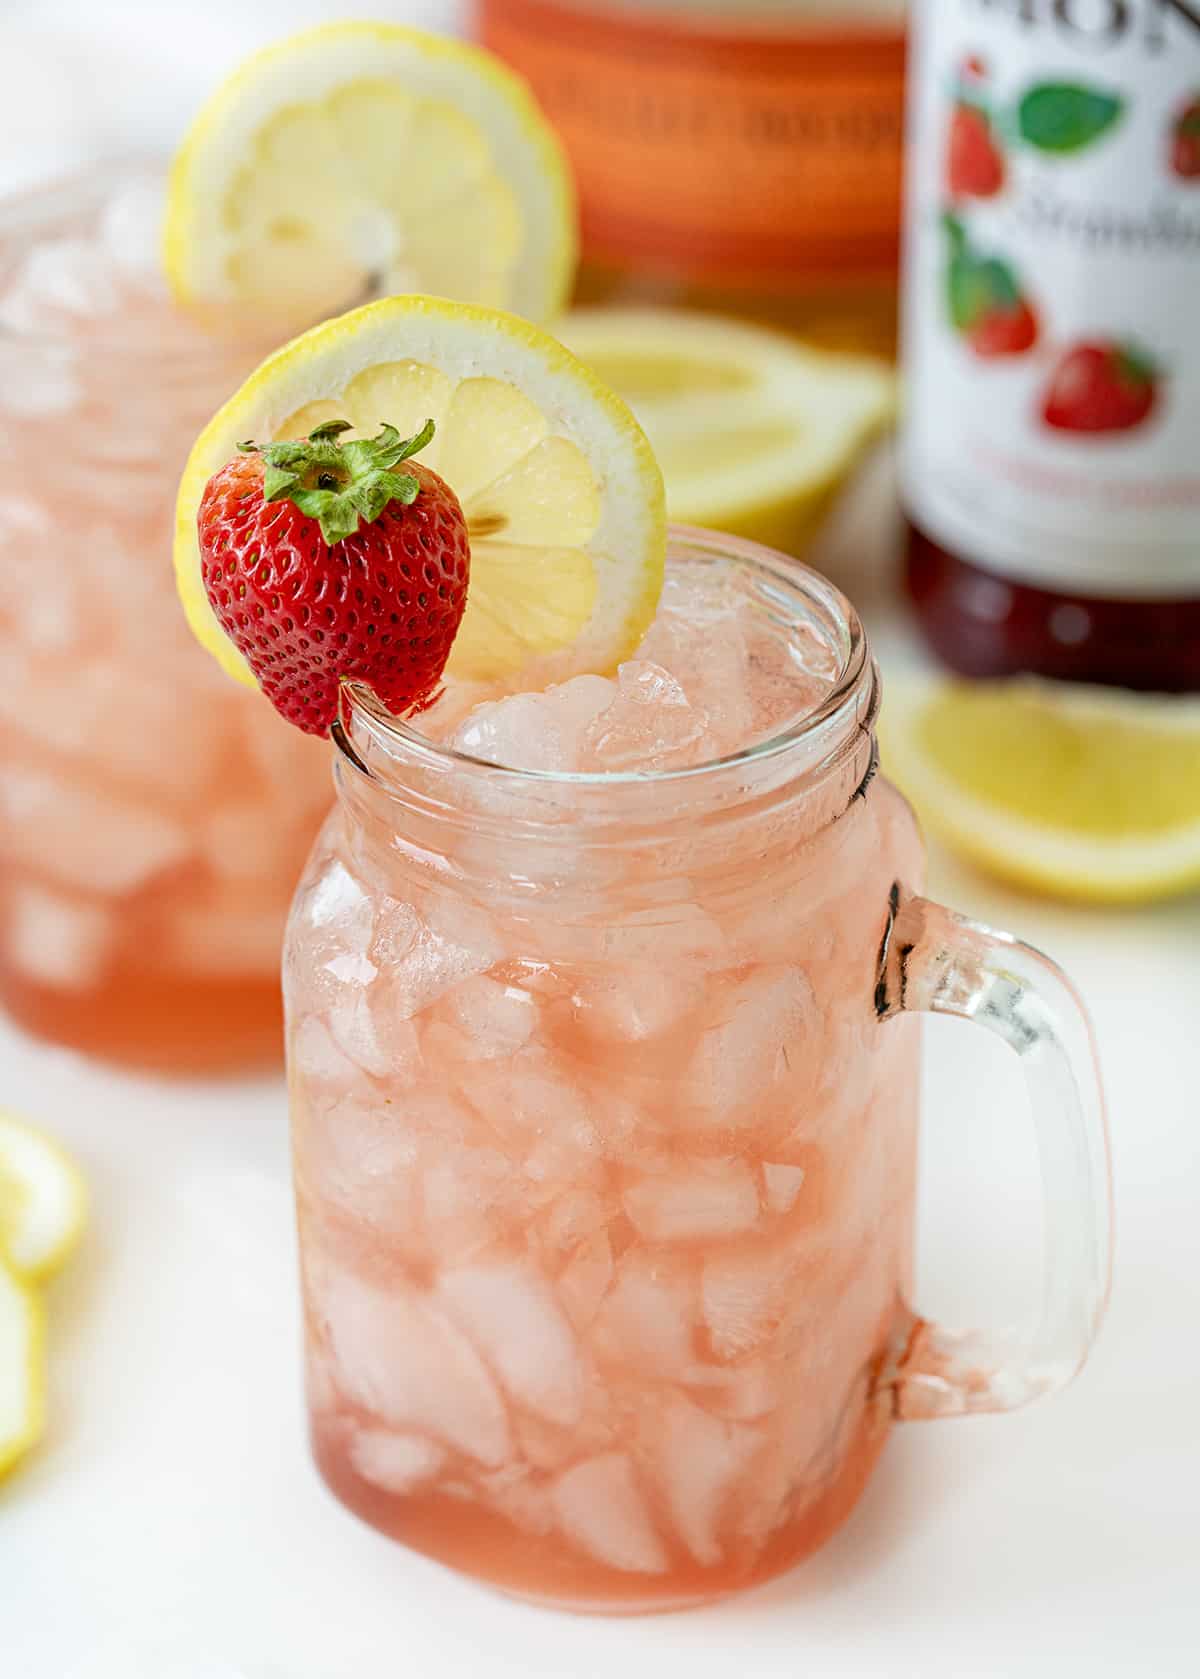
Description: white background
2,4,1199,1675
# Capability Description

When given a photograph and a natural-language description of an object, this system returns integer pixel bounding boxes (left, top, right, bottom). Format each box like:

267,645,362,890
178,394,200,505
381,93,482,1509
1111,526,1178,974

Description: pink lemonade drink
0,166,330,1071
286,530,1110,1611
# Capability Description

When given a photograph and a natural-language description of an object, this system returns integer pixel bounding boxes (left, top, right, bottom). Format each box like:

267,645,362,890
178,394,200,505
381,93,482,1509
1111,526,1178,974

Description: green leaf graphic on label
943,218,1018,331
1018,84,1124,154
946,256,1019,330
941,210,969,255
947,255,986,330
974,258,1019,310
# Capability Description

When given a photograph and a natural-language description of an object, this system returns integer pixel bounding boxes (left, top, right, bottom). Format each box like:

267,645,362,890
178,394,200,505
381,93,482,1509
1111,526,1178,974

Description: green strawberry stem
237,417,436,544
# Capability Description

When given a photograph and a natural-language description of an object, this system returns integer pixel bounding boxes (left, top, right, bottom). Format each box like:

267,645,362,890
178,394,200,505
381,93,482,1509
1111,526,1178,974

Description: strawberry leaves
239,417,436,545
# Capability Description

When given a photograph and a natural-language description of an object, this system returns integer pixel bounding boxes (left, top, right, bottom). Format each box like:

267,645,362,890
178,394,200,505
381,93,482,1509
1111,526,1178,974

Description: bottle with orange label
475,0,908,356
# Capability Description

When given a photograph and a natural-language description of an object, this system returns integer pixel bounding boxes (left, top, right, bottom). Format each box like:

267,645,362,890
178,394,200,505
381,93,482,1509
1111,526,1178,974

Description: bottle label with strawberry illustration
902,2,1200,597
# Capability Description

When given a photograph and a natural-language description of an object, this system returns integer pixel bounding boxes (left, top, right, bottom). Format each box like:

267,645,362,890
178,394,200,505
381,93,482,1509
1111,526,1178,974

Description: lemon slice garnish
175,295,666,691
882,677,1200,904
0,1111,86,1284
559,308,895,553
0,1258,44,1478
164,21,575,324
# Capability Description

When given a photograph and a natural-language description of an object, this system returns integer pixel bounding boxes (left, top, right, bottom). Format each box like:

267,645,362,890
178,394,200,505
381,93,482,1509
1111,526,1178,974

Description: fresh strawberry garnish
1170,96,1200,180
946,101,1006,199
1041,342,1161,435
197,419,470,734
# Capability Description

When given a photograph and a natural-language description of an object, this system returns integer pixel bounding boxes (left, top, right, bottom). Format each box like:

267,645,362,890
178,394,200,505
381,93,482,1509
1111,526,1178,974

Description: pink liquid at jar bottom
287,549,926,1610
0,166,330,1071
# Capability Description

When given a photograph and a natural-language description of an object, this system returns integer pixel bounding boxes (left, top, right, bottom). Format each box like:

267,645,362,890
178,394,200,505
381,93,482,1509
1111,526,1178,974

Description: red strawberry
1170,96,1200,179
946,102,1006,199
967,296,1038,358
1041,341,1161,435
198,419,470,734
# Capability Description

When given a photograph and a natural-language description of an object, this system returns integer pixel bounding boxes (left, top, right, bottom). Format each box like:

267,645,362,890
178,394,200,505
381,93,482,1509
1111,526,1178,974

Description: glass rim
336,523,878,794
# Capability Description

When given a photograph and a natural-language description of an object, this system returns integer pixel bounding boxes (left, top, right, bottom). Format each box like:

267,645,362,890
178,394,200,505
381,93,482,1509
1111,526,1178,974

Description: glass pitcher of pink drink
0,165,330,1071
284,528,1111,1612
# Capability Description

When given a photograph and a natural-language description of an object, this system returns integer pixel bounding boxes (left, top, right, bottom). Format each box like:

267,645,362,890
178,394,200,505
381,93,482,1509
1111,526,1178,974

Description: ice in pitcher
0,166,330,1068
288,554,923,1609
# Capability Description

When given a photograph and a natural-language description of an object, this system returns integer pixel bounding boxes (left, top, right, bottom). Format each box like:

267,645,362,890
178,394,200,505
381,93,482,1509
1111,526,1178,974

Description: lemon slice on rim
0,1111,86,1283
164,21,575,323
0,1259,44,1478
882,677,1200,904
558,308,895,553
175,295,666,690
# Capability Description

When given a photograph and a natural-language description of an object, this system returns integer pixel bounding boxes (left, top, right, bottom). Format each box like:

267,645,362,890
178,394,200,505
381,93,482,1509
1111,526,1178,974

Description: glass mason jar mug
285,530,1111,1613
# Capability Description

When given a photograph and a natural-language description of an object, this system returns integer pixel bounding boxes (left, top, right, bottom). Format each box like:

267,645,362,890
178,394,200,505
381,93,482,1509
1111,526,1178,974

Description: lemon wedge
164,21,575,324
558,308,895,553
0,1111,86,1283
882,677,1200,904
175,294,666,690
0,1258,44,1478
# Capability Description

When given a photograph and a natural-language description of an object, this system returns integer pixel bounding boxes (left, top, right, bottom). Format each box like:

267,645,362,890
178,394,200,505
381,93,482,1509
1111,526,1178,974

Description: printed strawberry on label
1041,341,1161,436
942,215,1037,360
945,56,1005,200
1170,95,1200,181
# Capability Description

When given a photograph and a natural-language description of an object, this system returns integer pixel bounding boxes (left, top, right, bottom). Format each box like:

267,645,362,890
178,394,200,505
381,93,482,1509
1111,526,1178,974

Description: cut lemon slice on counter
176,294,666,689
558,308,895,554
164,21,575,323
0,1259,44,1478
0,1111,86,1283
882,677,1200,904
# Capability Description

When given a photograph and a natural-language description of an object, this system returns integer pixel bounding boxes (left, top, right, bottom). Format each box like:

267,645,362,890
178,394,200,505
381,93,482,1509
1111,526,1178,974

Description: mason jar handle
877,893,1112,1419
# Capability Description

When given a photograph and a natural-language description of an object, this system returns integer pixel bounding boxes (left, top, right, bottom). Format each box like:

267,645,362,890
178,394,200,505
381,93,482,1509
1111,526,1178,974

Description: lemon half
882,677,1200,904
175,295,666,690
559,308,895,554
164,21,576,324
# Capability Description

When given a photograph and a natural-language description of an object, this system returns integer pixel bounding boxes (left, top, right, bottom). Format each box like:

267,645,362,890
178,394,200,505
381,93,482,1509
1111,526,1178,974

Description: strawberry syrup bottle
901,2,1200,691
